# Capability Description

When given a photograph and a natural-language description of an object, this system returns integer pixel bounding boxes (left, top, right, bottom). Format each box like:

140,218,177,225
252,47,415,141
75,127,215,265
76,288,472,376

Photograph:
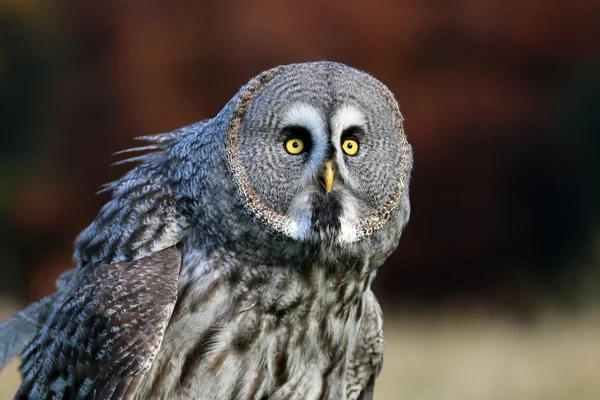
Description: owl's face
227,63,411,246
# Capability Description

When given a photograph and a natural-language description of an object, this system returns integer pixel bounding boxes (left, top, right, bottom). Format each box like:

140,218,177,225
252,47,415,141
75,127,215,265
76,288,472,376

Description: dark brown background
1,0,599,315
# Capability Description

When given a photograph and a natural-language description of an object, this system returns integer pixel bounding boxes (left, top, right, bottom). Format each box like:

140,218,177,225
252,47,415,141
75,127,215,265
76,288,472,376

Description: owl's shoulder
74,150,188,268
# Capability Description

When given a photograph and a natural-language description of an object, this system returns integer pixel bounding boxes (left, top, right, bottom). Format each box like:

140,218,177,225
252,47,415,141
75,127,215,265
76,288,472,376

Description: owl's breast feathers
131,250,383,399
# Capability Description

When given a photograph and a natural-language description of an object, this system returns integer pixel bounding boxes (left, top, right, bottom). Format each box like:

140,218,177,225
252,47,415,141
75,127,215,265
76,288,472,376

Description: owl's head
226,62,412,249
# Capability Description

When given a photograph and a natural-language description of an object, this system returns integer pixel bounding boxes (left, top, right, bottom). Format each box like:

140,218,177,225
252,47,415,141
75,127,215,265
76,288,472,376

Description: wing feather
0,294,55,371
16,246,181,400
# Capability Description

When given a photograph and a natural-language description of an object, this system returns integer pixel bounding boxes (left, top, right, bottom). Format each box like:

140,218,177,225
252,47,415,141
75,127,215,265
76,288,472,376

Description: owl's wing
346,290,385,400
17,246,181,400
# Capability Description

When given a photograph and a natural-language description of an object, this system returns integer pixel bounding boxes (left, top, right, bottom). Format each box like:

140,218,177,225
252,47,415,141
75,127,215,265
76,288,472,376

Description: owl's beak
322,160,335,193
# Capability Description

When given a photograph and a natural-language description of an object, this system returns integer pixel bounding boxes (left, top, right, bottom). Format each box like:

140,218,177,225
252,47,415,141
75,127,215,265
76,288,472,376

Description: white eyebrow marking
282,103,325,139
330,104,366,142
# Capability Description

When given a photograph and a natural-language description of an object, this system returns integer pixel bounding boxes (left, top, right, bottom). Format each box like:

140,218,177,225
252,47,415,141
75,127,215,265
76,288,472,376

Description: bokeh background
1,0,600,398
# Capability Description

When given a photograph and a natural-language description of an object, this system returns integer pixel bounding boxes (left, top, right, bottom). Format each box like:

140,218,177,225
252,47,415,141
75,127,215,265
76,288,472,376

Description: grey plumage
0,295,54,371
0,269,73,372
346,291,384,400
1,62,412,399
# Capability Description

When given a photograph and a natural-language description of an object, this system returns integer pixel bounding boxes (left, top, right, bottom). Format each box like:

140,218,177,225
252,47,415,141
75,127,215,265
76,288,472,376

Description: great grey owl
0,61,412,399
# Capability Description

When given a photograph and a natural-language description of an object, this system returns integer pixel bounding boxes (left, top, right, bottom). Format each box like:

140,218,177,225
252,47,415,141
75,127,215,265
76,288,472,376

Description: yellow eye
285,138,304,154
341,138,359,155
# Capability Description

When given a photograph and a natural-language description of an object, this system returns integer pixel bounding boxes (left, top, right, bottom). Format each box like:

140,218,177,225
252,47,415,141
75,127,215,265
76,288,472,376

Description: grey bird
0,61,412,400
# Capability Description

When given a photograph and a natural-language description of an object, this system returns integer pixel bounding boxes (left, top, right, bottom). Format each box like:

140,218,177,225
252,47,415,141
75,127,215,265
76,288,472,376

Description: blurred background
1,0,600,398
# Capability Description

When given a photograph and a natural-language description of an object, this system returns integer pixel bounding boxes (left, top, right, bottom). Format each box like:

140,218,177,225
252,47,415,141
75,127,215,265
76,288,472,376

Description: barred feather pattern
133,247,379,400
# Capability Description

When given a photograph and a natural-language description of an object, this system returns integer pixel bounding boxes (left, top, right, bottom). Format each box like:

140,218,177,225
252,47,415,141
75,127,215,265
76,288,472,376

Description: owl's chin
310,192,342,233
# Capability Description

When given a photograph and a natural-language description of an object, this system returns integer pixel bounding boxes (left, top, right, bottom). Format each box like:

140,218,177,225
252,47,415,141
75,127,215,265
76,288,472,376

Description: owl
0,62,412,400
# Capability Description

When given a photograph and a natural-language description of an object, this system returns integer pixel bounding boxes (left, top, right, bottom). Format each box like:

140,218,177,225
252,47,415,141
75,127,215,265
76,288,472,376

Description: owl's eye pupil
285,137,305,154
341,137,359,156
282,126,311,155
